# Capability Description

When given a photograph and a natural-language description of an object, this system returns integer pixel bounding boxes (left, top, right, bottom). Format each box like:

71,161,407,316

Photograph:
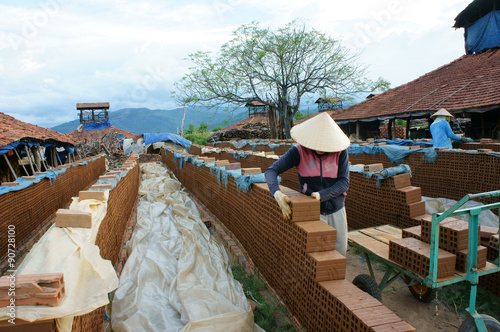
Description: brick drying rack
71,159,139,332
161,148,415,331
0,156,106,265
0,156,139,332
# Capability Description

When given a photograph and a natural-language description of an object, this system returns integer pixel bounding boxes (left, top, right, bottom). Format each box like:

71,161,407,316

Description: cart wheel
408,283,436,303
458,314,500,332
353,274,382,302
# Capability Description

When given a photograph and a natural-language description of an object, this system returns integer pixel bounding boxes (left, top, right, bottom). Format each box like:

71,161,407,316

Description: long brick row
161,148,415,331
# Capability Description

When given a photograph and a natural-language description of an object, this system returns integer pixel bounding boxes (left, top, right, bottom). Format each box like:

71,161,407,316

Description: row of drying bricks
0,154,139,307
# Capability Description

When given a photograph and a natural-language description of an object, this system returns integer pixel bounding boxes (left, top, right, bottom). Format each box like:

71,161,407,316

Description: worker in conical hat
430,108,472,148
265,112,350,255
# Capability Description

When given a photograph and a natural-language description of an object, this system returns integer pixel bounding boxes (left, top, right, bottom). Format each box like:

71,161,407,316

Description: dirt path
345,247,461,331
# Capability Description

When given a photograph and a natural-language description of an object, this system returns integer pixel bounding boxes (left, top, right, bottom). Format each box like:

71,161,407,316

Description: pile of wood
208,123,270,142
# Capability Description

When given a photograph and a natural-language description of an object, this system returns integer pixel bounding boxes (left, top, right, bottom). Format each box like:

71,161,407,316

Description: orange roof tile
332,48,500,121
0,112,76,148
222,116,268,131
68,126,137,143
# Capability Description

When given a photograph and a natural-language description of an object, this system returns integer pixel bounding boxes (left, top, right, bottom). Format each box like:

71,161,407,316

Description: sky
0,0,472,128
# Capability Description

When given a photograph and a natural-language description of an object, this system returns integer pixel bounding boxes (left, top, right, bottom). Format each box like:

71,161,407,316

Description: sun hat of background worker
431,108,454,119
290,112,350,152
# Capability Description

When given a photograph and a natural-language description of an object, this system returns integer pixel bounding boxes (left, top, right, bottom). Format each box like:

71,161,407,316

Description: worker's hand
311,192,321,201
274,190,291,220
462,137,473,143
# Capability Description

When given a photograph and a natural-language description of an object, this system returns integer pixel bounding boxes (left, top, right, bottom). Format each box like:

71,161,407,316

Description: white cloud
0,0,474,128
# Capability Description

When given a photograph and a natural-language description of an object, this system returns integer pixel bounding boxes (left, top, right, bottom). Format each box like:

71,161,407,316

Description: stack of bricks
348,146,500,207
161,148,415,331
0,273,65,307
346,170,425,230
457,139,500,152
389,237,456,278
396,214,488,277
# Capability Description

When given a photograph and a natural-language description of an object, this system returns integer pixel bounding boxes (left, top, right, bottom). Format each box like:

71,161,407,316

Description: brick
363,163,384,172
0,182,19,186
21,176,37,180
92,183,112,189
0,273,65,307
396,186,422,204
389,173,411,189
242,168,262,175
0,319,55,331
225,162,241,170
55,209,92,228
99,174,116,179
478,149,493,153
407,201,425,218
215,160,230,166
79,190,107,201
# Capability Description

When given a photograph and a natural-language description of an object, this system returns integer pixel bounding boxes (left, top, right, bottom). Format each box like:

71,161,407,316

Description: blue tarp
348,144,438,163
143,133,192,149
84,119,111,131
0,141,75,156
465,11,500,54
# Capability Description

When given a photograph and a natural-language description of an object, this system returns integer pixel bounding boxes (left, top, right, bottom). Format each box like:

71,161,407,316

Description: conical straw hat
431,108,454,119
291,112,350,152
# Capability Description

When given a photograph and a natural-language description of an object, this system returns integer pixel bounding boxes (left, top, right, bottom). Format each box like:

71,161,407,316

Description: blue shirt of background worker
430,108,472,148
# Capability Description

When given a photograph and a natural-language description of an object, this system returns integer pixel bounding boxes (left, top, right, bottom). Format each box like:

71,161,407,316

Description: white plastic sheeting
112,163,261,332
0,194,119,332
422,196,498,228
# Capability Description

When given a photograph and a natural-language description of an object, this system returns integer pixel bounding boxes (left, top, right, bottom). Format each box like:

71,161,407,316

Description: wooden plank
348,231,389,259
376,225,403,238
360,228,399,245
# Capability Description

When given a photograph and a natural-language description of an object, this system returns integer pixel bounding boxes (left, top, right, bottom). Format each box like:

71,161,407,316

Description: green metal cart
348,190,500,331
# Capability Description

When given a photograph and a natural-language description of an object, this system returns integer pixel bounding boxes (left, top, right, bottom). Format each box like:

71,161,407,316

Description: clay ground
345,247,462,331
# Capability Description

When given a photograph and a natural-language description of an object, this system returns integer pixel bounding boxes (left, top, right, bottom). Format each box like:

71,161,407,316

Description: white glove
274,190,292,220
311,192,321,201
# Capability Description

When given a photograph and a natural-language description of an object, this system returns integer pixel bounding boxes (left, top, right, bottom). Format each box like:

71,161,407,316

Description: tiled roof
68,126,136,143
0,112,77,148
221,116,268,131
76,102,110,110
332,48,500,121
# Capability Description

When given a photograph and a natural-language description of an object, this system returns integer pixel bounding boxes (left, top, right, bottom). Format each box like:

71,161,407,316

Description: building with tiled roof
0,112,76,150
0,112,77,182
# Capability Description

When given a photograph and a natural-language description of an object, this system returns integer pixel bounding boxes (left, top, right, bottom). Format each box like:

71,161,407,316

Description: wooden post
24,146,35,174
3,154,17,180
56,150,63,165
388,119,393,140
406,117,411,139
13,148,29,176
38,147,49,171
356,122,360,140
32,147,41,171
52,148,58,167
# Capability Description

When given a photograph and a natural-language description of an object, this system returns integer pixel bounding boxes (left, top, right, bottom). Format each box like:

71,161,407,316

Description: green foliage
176,20,390,138
439,282,500,320
212,125,223,132
231,265,295,331
293,111,312,121
183,122,209,145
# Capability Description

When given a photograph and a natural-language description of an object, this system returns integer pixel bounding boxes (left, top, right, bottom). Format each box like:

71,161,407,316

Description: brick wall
161,148,415,331
0,156,106,259
71,161,140,332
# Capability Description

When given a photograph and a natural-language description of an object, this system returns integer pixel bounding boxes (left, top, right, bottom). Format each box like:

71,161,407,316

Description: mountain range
51,107,249,134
